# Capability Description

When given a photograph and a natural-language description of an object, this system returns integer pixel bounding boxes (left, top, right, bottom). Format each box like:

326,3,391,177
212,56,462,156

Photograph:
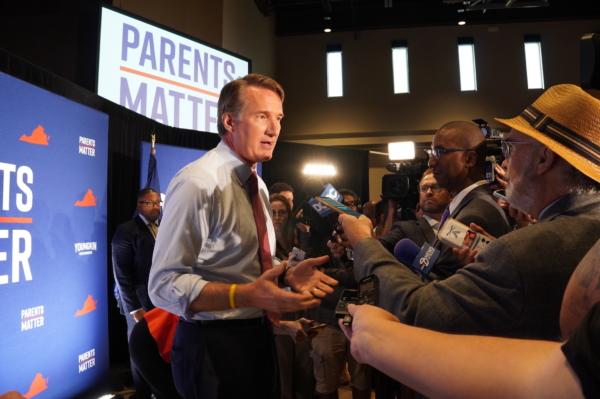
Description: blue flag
145,136,160,193
145,148,161,193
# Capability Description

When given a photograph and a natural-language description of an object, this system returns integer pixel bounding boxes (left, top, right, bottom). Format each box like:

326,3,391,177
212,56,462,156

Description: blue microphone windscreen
393,238,420,266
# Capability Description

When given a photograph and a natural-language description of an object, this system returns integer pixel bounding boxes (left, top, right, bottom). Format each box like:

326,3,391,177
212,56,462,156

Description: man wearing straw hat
338,84,600,339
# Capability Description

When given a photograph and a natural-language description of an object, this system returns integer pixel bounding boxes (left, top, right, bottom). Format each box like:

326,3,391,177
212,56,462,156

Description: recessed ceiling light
458,20,466,26
324,28,332,33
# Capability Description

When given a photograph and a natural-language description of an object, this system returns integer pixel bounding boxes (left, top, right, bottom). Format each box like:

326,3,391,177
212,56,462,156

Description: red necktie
247,172,273,272
247,172,280,325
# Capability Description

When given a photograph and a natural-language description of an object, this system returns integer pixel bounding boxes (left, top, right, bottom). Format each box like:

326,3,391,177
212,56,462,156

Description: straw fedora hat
495,84,600,184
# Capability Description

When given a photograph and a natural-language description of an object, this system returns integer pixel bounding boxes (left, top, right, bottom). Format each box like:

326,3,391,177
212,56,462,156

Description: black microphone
393,238,440,277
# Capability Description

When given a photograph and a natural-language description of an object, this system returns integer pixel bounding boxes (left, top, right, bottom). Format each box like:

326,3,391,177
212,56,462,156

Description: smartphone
484,157,496,182
493,189,508,202
334,289,359,319
314,196,361,218
358,275,378,304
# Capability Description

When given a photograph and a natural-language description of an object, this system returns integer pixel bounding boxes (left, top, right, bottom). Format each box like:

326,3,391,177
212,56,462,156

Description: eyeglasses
419,184,444,193
500,140,532,159
424,146,474,159
138,200,161,207
272,210,289,217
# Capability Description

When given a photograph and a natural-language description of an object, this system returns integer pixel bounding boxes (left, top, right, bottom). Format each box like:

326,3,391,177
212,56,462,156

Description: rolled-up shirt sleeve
148,173,211,319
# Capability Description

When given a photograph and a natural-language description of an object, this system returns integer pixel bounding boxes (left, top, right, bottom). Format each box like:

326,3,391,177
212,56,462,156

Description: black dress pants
129,318,181,399
171,317,279,399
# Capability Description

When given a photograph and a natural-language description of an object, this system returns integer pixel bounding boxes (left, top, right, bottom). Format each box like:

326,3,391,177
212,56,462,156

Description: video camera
473,118,506,185
381,159,427,220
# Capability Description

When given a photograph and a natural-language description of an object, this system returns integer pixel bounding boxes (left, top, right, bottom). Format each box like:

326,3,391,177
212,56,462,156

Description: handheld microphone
393,238,440,277
393,238,420,266
308,197,335,217
307,183,343,217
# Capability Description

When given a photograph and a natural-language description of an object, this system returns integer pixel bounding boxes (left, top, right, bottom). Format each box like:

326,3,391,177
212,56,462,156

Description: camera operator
378,168,452,253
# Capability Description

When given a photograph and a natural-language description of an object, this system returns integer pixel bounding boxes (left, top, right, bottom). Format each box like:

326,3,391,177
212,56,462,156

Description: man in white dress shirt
149,73,337,399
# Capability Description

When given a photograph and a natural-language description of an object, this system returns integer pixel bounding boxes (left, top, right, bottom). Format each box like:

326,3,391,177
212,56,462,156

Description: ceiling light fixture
458,20,466,25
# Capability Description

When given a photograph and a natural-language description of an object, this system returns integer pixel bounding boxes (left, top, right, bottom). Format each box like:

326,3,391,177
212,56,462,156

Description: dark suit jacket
432,184,511,279
112,215,156,313
353,193,600,340
379,217,437,254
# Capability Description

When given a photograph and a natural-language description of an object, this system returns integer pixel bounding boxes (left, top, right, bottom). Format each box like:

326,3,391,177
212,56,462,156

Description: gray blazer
353,193,600,340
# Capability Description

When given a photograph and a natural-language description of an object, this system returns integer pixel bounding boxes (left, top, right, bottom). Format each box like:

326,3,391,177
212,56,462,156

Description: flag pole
145,130,160,193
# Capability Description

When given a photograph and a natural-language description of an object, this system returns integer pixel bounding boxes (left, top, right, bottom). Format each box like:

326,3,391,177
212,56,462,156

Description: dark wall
0,0,108,91
264,141,369,207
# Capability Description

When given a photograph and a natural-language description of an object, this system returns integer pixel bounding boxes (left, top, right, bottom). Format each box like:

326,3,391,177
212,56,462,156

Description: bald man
423,121,510,279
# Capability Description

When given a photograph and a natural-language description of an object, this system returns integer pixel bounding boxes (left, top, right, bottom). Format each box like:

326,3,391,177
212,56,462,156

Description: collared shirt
538,194,568,221
148,141,276,320
422,214,440,233
448,180,489,215
138,213,158,237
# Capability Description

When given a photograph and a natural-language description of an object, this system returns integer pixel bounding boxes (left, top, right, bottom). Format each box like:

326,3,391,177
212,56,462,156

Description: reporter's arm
344,305,583,399
367,322,580,399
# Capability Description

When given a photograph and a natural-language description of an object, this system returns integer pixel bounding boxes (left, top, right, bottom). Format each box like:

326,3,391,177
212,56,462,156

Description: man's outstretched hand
286,255,338,298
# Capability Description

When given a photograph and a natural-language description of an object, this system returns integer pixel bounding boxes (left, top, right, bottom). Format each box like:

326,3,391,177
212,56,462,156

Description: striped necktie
148,222,158,239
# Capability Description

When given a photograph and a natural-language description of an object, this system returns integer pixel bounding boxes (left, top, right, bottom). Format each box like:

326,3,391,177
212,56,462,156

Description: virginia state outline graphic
19,125,50,146
74,189,97,207
74,294,97,317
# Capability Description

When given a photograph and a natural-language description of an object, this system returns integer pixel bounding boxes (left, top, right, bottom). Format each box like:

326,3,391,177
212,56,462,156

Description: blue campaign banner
0,72,109,397
140,141,262,197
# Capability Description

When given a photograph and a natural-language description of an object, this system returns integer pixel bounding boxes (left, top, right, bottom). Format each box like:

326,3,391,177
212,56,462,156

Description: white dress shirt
148,141,276,320
422,214,440,234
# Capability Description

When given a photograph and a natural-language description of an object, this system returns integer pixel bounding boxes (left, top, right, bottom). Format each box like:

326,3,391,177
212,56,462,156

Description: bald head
429,121,487,193
436,121,485,149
